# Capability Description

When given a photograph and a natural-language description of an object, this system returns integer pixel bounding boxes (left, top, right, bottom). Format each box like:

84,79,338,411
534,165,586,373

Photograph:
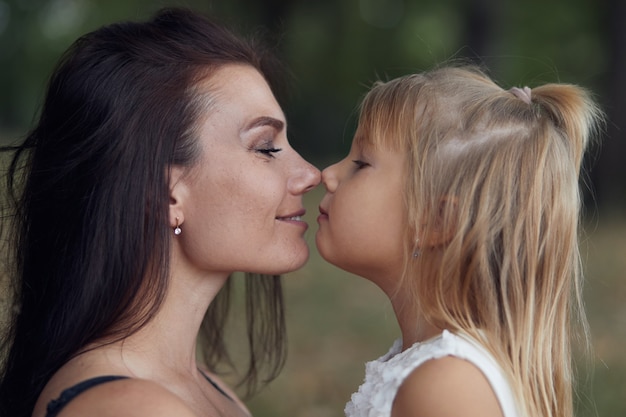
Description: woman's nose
289,153,321,195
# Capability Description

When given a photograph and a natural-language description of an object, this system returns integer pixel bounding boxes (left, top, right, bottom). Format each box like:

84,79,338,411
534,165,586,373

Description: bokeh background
1,0,624,416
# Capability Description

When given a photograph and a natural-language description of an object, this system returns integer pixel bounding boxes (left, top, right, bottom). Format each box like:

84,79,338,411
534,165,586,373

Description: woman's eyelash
352,159,369,169
256,147,282,157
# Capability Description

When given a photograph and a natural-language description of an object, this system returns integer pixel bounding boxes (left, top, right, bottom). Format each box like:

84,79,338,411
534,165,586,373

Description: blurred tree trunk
593,0,626,210
257,0,292,34
462,0,498,67
250,0,294,108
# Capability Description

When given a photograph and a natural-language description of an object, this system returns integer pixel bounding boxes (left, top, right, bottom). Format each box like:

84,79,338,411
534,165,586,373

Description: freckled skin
173,64,320,277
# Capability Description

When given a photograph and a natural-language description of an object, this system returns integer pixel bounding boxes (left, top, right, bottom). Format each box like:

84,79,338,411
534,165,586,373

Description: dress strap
46,375,128,417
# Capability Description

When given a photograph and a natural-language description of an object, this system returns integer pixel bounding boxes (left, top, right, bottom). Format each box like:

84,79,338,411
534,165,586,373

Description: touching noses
289,153,321,194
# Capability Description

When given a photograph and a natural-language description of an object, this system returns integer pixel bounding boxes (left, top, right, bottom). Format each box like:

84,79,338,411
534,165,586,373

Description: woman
0,8,320,417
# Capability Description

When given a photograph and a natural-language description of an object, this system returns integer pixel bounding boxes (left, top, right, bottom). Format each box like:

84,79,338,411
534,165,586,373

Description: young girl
316,66,602,417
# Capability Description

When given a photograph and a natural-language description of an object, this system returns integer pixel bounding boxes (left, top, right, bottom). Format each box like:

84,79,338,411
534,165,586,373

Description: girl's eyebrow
243,116,285,132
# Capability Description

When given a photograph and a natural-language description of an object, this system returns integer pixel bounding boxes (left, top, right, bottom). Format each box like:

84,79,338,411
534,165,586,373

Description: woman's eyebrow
244,116,285,132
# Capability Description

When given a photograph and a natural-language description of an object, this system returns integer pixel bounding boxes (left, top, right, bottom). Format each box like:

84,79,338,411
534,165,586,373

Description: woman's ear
169,166,188,228
418,196,458,248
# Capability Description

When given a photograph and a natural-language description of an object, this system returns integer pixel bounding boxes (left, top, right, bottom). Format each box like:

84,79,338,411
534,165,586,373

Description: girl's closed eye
352,159,370,169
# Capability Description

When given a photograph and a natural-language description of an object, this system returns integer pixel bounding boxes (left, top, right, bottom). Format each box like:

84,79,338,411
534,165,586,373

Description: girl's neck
388,292,442,351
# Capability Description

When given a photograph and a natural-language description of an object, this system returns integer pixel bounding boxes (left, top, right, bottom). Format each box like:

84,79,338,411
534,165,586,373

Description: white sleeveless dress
345,330,520,417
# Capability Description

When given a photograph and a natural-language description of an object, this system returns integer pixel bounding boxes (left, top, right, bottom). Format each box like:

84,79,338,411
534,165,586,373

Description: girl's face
171,64,320,276
316,137,408,289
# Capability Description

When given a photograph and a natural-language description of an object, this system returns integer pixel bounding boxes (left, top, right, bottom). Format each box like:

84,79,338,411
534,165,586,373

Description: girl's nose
321,162,340,193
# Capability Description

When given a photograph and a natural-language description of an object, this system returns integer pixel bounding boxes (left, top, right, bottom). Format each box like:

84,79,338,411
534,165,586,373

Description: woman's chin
248,250,310,276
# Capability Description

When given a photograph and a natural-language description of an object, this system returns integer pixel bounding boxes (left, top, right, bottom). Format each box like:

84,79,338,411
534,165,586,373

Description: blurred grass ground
243,185,626,417
578,210,626,416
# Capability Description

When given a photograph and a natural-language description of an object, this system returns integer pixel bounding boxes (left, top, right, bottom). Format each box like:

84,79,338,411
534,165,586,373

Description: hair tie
509,86,532,104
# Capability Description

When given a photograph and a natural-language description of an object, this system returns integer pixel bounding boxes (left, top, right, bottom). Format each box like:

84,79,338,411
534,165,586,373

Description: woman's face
172,64,320,276
316,137,407,289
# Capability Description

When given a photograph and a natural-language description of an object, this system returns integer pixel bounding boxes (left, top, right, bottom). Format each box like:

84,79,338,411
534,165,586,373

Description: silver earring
413,239,420,258
174,217,182,235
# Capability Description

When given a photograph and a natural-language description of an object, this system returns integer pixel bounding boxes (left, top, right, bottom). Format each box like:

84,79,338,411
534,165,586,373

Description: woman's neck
119,268,229,377
78,249,231,382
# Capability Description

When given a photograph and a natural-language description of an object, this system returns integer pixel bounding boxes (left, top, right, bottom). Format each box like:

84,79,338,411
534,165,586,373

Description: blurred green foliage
2,0,623,205
0,0,608,142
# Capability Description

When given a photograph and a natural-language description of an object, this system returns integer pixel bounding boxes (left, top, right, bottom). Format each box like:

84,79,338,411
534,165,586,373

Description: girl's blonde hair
354,66,603,417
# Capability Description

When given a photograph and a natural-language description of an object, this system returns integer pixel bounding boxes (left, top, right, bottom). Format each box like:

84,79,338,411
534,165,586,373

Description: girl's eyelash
352,159,369,169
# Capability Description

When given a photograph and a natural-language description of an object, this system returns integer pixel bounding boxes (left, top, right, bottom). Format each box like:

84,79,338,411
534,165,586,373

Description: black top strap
198,369,233,402
45,372,232,417
46,375,128,417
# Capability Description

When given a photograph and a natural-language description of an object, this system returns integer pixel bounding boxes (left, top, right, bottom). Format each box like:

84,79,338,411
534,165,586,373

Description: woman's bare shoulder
391,356,504,417
37,378,198,417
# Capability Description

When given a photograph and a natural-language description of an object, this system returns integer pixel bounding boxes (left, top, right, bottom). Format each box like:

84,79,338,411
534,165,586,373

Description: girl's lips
317,206,328,222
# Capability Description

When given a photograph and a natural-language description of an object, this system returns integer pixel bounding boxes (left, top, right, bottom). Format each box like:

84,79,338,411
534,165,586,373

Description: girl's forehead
353,125,405,153
352,131,378,153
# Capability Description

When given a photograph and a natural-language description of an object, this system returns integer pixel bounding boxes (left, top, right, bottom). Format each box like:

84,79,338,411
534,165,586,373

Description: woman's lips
276,209,308,228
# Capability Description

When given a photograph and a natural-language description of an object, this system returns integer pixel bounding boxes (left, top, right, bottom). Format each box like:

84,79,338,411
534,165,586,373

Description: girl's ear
169,166,189,228
418,196,458,248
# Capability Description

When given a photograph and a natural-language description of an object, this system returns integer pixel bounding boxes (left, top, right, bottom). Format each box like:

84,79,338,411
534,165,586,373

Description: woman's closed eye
254,145,283,158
